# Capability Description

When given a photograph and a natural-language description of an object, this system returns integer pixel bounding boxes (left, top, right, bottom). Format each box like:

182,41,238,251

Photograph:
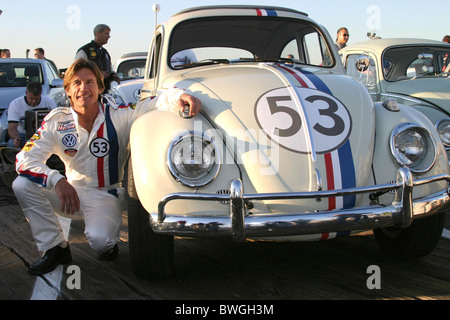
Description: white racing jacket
16,88,184,191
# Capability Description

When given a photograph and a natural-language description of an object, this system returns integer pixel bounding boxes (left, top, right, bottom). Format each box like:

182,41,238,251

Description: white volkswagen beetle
127,5,450,278
110,52,146,105
339,38,450,162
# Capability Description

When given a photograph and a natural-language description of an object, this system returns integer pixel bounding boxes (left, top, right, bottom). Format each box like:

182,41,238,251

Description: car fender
372,101,448,203
130,110,242,217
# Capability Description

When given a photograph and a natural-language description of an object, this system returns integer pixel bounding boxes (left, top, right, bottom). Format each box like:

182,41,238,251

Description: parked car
128,5,450,279
110,52,146,105
339,38,450,161
0,58,66,144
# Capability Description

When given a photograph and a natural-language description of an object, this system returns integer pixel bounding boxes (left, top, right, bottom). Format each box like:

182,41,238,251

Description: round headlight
168,132,220,188
436,118,450,146
390,123,436,173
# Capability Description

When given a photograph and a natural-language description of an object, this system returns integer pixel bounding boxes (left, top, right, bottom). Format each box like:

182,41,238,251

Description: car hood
112,79,143,105
385,78,450,111
163,63,375,210
0,87,26,109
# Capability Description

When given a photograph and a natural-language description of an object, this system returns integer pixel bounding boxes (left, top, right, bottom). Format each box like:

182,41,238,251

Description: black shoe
98,244,118,261
28,244,72,275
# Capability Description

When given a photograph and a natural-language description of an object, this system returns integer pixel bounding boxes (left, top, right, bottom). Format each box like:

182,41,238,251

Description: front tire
373,210,446,259
127,158,174,279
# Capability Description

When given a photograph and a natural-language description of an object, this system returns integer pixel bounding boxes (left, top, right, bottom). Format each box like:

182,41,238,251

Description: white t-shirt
74,50,88,60
8,95,57,134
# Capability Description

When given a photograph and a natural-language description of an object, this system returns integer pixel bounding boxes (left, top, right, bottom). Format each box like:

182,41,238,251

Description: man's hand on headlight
178,94,202,117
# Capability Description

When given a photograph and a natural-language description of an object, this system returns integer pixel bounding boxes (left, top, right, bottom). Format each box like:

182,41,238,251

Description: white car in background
0,58,66,144
0,58,66,186
339,39,450,162
110,52,146,105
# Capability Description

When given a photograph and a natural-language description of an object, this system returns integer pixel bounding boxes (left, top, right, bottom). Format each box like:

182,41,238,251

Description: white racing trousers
12,176,124,253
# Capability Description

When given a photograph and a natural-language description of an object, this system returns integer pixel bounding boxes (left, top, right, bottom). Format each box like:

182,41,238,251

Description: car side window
303,33,333,67
148,33,162,79
281,31,333,67
44,61,57,84
117,60,145,80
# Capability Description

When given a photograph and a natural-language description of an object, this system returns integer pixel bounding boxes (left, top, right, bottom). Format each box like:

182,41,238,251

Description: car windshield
0,62,43,87
117,59,146,80
168,16,334,69
383,45,450,81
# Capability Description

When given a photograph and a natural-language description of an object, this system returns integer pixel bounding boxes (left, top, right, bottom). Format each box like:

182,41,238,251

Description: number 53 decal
255,87,352,154
89,137,111,158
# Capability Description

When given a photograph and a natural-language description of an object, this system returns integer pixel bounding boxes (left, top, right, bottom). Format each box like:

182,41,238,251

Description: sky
0,0,448,69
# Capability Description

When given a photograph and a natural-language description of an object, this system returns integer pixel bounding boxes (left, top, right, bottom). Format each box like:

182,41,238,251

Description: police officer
75,24,120,92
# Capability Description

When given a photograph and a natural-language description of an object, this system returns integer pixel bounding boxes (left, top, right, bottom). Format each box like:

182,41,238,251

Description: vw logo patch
62,134,77,148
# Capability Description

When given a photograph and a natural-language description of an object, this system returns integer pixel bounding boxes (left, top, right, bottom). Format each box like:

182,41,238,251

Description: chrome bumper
153,168,450,242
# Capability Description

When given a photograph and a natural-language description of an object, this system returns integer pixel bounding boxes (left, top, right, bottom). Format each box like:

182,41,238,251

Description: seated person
8,81,56,148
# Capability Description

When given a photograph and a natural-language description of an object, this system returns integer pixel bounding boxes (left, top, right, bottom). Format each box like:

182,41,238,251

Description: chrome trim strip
154,168,450,241
315,168,322,192
379,93,424,105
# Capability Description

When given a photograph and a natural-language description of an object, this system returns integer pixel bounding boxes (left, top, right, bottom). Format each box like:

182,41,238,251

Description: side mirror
50,78,63,88
356,55,373,72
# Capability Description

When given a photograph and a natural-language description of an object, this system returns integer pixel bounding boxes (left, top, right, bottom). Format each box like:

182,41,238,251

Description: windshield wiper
411,71,442,80
236,57,297,64
173,59,230,68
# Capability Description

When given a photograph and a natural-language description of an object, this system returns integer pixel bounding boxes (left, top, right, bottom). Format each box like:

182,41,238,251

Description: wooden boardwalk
1,185,450,300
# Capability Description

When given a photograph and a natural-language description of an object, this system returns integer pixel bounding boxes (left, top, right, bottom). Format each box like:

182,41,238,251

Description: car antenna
152,3,160,97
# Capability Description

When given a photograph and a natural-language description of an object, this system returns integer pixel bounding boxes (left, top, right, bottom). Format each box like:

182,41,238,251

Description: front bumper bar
154,168,450,242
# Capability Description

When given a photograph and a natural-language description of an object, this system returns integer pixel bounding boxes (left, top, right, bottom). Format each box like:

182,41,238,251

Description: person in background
335,27,349,51
7,81,56,148
442,36,450,72
1,49,11,58
75,24,120,92
34,47,58,74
